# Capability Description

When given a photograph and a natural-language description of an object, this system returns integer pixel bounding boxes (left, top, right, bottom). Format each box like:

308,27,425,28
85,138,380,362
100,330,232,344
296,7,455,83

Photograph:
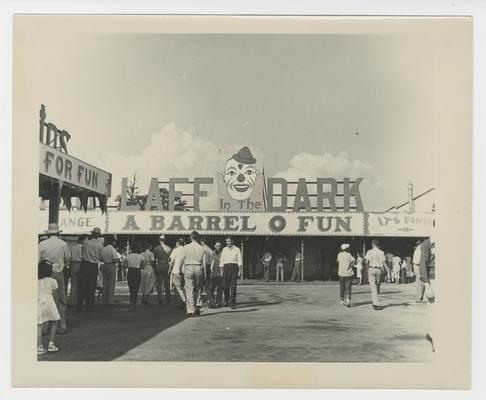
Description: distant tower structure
408,183,415,213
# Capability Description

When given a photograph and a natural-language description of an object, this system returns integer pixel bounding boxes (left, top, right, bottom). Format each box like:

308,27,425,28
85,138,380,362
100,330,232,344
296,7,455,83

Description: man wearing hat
38,223,71,333
337,243,355,307
77,227,103,312
153,235,172,305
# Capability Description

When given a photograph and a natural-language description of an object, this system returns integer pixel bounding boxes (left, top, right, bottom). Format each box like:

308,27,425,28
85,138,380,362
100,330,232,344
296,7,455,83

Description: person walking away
116,247,124,281
262,250,272,282
77,227,103,312
208,241,223,308
420,235,436,352
153,235,172,305
355,253,364,285
124,242,144,311
404,256,414,283
275,252,285,283
221,236,243,309
201,238,213,308
413,240,425,302
385,251,394,283
38,223,71,333
337,244,355,307
169,238,187,308
100,234,120,305
68,234,86,307
290,247,302,282
37,260,61,355
392,255,402,286
365,239,386,310
140,243,156,304
178,231,207,317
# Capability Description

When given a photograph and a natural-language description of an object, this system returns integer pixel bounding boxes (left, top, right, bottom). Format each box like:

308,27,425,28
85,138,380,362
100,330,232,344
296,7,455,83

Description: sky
16,31,437,211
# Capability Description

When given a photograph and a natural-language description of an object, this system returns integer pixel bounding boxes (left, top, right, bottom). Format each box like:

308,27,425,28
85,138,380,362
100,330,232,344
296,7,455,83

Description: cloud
275,151,387,211
103,122,219,207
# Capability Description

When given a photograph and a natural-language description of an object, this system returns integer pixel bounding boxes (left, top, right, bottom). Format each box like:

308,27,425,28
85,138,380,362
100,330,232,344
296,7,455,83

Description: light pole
408,183,415,213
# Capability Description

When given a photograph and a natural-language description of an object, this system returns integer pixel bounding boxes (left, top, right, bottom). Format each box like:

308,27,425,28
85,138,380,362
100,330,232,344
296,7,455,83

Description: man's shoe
372,305,382,310
185,312,193,317
194,308,201,316
230,305,236,310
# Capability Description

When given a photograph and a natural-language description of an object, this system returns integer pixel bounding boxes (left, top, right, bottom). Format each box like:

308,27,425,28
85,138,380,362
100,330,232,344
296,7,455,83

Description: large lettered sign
107,211,365,236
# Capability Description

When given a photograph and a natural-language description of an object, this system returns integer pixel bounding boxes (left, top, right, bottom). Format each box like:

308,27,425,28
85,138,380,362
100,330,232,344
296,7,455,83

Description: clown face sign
218,146,265,211
224,146,259,201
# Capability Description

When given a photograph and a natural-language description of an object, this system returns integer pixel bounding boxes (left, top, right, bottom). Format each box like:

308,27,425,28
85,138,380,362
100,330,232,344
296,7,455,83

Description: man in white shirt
364,239,386,310
413,240,425,302
221,236,243,309
169,238,186,308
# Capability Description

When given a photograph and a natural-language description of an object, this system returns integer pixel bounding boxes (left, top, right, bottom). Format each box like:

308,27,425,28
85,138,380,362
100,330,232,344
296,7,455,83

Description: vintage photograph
11,15,472,388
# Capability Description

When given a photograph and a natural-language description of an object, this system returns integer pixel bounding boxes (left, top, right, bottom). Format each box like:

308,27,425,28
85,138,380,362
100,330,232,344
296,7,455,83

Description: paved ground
40,280,434,362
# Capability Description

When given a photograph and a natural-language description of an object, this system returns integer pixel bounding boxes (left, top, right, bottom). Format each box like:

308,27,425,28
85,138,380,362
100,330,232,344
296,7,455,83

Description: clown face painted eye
245,169,254,175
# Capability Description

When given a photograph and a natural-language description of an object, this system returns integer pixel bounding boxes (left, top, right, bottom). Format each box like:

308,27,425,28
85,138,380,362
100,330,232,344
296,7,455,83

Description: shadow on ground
39,297,188,361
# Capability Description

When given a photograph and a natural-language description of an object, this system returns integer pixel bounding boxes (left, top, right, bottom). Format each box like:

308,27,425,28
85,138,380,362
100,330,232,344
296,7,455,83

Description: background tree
116,172,190,211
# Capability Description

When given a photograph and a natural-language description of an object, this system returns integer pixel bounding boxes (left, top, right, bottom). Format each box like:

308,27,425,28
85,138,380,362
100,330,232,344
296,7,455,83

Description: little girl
38,260,60,355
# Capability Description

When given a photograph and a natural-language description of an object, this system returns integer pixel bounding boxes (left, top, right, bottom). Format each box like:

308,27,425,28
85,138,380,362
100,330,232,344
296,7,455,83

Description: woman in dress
139,243,156,304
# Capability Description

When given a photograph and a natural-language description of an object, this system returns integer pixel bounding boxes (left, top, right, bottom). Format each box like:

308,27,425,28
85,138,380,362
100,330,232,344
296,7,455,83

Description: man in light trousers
413,240,425,302
177,231,207,317
169,238,187,308
365,239,386,310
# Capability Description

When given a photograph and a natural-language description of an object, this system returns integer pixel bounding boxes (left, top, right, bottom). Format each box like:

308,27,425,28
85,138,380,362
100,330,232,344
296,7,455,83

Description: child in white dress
38,260,61,355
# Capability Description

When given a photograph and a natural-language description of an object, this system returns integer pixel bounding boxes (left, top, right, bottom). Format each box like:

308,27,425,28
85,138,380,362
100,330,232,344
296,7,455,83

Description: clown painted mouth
231,184,250,192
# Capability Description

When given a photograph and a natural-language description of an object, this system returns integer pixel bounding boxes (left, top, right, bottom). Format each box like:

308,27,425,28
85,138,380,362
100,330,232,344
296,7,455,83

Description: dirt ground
39,280,434,362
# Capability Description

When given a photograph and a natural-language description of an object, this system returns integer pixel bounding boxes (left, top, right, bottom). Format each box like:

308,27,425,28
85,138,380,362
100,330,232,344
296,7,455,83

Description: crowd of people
336,239,435,310
37,223,436,355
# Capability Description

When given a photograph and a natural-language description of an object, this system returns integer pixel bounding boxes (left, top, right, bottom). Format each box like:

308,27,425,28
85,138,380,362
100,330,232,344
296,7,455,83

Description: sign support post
300,237,304,283
48,179,61,225
241,238,244,285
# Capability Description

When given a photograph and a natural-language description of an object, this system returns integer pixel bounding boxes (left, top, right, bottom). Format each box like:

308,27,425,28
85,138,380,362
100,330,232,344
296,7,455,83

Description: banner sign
39,210,107,235
108,211,365,236
366,212,435,237
39,142,112,196
217,145,265,211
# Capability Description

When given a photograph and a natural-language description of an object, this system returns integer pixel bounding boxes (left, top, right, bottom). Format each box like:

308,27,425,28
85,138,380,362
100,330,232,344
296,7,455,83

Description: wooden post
240,238,244,284
127,237,130,254
48,179,61,225
300,237,304,283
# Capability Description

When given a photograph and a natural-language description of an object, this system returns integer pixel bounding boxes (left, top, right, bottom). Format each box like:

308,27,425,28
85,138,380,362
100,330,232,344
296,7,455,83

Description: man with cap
337,243,355,307
38,223,71,333
77,227,103,312
153,235,172,305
